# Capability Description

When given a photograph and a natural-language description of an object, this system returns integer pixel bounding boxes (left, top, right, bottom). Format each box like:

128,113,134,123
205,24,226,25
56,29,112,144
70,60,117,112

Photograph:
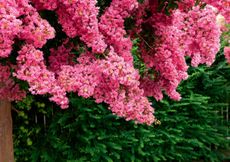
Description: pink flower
203,0,230,23
99,0,138,63
174,6,221,67
49,41,76,73
15,45,68,109
224,47,230,63
56,0,107,53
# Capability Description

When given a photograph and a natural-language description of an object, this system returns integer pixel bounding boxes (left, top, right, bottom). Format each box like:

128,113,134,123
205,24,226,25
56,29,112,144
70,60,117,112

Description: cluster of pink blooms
48,41,75,73
31,0,58,11
57,48,154,124
0,64,26,101
137,0,222,101
97,50,154,124
0,0,55,58
140,11,189,101
57,52,100,98
0,0,229,125
56,0,107,53
225,47,230,63
0,0,55,102
14,45,69,109
203,0,230,23
176,0,230,22
177,0,196,11
18,9,55,48
0,0,21,57
99,0,138,63
174,6,221,67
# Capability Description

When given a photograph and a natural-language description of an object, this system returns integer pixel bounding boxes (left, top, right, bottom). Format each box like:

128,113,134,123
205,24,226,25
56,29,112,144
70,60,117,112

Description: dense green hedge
13,51,230,162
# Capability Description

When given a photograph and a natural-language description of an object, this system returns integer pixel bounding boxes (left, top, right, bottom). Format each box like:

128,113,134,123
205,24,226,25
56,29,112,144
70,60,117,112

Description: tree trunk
0,101,14,162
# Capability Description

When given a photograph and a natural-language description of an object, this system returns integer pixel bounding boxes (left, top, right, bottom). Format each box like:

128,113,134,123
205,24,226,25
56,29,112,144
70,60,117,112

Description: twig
11,106,21,114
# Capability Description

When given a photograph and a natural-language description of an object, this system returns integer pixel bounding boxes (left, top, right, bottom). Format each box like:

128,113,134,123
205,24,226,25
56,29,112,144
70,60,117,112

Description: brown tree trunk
0,101,14,162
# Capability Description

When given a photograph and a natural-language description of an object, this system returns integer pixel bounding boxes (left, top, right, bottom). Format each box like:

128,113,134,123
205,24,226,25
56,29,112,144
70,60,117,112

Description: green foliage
13,95,53,162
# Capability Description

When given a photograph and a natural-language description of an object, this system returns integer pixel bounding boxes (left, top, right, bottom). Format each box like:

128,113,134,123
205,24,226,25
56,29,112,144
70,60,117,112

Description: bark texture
0,101,14,162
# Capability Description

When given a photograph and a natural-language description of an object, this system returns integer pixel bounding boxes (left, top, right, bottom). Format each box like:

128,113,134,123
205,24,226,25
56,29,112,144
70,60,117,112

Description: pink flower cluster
0,64,26,101
0,0,21,57
175,6,221,67
0,0,54,102
57,48,155,124
224,47,230,63
56,0,107,53
0,0,55,57
99,0,138,63
49,42,75,73
177,0,196,11
96,49,154,125
31,0,58,11
140,12,188,101
58,52,100,98
135,1,222,101
203,0,230,23
14,45,69,109
19,10,55,48
60,0,154,124
1,0,229,125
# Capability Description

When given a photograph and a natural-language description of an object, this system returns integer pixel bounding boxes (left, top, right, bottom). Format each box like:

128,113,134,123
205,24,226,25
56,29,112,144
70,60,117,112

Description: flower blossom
203,0,230,23
99,0,138,63
224,47,230,63
174,6,221,67
0,0,22,57
15,45,69,109
57,48,155,125
49,42,76,73
56,0,107,53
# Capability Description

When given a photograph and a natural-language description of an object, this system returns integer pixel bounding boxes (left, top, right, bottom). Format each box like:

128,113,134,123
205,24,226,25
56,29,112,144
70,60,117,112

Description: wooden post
0,101,14,162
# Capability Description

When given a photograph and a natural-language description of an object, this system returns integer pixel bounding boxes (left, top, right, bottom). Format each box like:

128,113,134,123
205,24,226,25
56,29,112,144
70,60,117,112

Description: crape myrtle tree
0,0,229,161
